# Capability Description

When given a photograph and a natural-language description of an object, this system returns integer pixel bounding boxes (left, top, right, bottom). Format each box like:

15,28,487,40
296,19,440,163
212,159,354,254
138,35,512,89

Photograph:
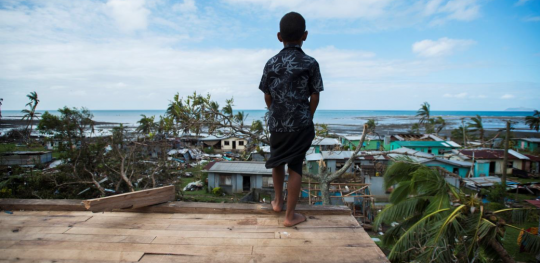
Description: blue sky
0,0,539,111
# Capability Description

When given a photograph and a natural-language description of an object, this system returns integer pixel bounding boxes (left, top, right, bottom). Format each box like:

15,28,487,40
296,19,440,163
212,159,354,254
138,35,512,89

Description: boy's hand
309,93,320,119
264,93,272,108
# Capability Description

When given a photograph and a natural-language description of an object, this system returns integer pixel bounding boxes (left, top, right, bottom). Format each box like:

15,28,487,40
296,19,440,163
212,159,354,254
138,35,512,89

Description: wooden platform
0,199,389,262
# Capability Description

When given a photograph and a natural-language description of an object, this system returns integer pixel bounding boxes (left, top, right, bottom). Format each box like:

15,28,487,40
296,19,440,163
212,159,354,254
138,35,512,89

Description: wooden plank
85,216,279,226
0,241,16,249
0,199,86,211
0,226,70,235
0,199,351,215
128,201,351,215
65,227,275,239
139,253,389,263
82,185,175,212
10,240,253,256
152,236,377,247
0,249,143,262
0,233,156,244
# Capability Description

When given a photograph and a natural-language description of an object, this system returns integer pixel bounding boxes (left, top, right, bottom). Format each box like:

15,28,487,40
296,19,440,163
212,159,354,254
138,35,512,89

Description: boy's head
278,12,307,45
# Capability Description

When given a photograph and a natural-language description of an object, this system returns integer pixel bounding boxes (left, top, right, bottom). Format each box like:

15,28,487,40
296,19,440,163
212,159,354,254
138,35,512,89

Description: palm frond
387,208,450,261
374,196,428,229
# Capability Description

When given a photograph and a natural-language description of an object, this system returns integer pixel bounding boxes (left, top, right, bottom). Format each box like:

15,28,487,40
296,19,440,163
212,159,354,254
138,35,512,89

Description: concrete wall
221,137,248,151
423,161,470,178
364,176,388,200
0,152,53,166
208,173,270,194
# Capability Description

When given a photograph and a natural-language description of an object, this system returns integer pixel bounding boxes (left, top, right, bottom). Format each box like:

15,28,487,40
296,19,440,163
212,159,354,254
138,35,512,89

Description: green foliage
525,110,540,132
374,162,540,262
212,187,223,196
203,147,214,154
481,183,507,203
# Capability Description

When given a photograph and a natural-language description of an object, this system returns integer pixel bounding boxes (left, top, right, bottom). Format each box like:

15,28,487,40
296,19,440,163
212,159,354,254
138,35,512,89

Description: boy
259,12,324,227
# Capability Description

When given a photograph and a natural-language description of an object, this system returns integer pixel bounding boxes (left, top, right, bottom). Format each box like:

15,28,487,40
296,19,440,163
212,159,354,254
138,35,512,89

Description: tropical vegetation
375,162,540,263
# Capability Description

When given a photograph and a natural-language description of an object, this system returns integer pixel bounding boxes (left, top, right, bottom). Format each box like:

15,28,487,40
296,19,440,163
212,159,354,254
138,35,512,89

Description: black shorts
265,124,315,176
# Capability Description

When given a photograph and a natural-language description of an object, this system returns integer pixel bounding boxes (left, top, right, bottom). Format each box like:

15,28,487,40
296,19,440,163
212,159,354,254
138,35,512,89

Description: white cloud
412,37,476,57
501,94,515,99
173,0,198,13
224,0,393,19
225,0,482,25
444,92,468,98
106,0,150,32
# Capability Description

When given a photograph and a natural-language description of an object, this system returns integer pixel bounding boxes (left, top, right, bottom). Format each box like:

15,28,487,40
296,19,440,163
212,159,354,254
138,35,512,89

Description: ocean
1,109,535,131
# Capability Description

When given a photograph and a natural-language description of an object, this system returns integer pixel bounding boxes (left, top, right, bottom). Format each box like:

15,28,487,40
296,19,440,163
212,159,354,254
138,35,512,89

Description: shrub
203,147,214,154
481,182,507,203
212,187,223,196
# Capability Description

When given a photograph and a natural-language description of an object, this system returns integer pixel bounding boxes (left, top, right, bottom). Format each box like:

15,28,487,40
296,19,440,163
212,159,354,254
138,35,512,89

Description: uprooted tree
169,92,370,205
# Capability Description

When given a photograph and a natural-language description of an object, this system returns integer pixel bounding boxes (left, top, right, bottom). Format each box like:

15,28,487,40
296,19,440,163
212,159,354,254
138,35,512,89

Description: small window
219,175,232,186
427,148,432,154
263,176,274,187
239,141,244,146
507,161,514,168
224,141,230,146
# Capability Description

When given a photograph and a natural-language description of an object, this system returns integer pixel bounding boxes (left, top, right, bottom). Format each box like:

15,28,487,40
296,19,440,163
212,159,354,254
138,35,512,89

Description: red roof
203,161,218,170
525,154,540,162
459,149,518,160
526,200,540,208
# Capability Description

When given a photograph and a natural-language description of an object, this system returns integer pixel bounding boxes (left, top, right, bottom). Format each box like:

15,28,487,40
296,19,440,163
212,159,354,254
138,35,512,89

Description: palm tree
21,91,40,141
468,115,485,147
374,162,540,262
432,116,446,135
366,119,377,133
416,102,431,126
136,114,156,135
525,110,540,132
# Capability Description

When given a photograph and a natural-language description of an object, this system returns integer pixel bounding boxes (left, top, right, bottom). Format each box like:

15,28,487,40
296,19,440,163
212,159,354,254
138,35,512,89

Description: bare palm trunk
488,239,515,263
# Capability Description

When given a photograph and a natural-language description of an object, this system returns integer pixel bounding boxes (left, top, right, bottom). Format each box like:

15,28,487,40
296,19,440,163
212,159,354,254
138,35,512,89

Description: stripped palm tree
21,91,40,142
468,115,485,147
374,162,540,263
432,116,446,135
525,110,540,132
416,102,431,126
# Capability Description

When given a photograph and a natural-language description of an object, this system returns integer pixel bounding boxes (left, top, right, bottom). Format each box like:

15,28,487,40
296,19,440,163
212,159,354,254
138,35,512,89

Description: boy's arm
309,93,319,119
264,94,272,108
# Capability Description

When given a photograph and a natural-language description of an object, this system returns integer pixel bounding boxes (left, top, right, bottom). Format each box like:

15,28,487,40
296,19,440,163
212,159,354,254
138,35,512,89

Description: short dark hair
279,12,306,42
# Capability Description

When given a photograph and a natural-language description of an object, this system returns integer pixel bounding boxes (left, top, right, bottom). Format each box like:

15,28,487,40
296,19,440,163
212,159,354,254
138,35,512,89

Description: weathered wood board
82,185,176,212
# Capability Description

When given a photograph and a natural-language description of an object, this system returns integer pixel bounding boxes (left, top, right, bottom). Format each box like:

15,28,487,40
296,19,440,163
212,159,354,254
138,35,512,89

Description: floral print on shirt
259,44,324,132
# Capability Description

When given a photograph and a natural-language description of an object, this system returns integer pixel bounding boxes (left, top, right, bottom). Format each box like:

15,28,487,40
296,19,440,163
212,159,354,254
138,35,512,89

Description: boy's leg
283,168,306,227
271,165,285,212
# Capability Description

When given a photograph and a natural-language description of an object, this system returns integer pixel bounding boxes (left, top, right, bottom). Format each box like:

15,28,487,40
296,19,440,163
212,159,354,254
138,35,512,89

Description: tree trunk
120,157,135,192
320,180,331,205
488,239,515,263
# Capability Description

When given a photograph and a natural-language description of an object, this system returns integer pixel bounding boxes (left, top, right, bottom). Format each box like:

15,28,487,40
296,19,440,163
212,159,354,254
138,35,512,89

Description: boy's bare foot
271,200,284,212
283,213,306,227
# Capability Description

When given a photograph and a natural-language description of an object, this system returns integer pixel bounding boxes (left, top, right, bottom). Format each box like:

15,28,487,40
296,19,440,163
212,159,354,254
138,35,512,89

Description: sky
0,0,539,111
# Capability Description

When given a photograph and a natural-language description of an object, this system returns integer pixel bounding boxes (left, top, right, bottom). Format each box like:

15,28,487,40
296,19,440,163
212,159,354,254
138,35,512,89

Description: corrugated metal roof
312,137,340,146
306,153,323,161
202,161,284,175
342,135,382,141
459,149,519,160
516,138,540,143
508,150,530,160
394,141,459,148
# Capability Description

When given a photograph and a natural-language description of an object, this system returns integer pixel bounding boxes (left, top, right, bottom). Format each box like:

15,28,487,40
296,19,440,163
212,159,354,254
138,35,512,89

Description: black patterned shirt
259,44,324,132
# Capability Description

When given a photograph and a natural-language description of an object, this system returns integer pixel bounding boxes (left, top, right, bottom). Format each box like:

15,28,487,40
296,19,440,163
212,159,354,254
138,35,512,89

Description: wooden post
308,178,311,205
502,121,510,188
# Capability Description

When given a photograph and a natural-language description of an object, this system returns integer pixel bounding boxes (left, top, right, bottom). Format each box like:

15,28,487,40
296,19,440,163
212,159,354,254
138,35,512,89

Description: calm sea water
1,109,535,130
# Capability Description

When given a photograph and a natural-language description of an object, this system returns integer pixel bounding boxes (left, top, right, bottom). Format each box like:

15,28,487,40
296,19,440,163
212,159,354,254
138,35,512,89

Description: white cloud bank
412,37,476,57
501,94,515,99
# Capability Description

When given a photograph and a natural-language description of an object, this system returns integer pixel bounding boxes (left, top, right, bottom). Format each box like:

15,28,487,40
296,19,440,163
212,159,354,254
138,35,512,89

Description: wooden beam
0,199,351,215
83,185,175,212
